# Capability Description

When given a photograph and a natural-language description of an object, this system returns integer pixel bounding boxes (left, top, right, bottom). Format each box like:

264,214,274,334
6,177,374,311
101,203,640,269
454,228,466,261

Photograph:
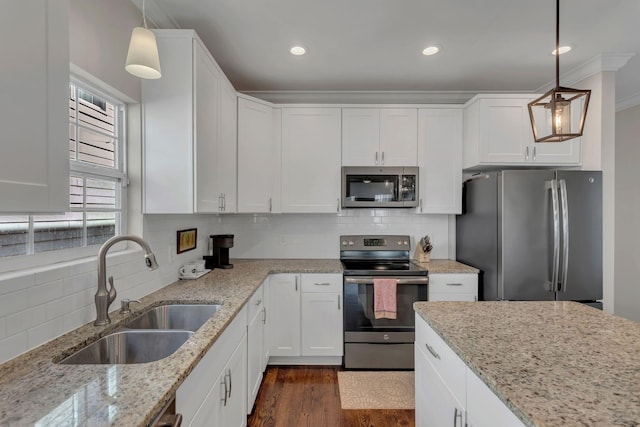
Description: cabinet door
221,335,248,427
466,368,524,427
379,109,418,166
531,139,581,165
478,98,531,164
247,300,265,412
143,32,195,214
217,79,238,212
268,274,301,356
237,97,275,213
341,108,380,166
301,292,343,356
417,108,462,214
0,0,69,213
194,40,221,213
415,344,466,427
281,108,341,213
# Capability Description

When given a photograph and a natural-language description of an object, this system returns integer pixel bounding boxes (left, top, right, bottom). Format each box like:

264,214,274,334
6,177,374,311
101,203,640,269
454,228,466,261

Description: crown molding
616,90,640,112
239,90,493,105
535,53,635,92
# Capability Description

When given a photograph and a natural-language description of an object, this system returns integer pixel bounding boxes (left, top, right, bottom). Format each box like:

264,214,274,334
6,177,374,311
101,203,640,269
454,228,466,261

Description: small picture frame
177,228,197,254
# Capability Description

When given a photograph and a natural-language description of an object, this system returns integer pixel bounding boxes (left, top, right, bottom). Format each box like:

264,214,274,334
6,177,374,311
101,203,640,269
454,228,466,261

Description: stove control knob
348,240,354,246
397,240,402,245
403,240,409,246
383,334,389,340
342,240,348,246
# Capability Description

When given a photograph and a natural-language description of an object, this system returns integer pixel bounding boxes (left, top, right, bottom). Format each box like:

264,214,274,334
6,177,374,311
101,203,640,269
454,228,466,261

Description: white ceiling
141,0,640,108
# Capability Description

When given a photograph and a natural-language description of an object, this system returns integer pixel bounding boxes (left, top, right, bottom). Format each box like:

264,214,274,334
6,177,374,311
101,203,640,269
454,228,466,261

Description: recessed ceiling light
552,45,572,55
290,46,306,56
422,45,440,56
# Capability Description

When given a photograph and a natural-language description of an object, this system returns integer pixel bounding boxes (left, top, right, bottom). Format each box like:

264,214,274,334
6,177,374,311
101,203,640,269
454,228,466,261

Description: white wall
212,211,454,260
614,104,640,322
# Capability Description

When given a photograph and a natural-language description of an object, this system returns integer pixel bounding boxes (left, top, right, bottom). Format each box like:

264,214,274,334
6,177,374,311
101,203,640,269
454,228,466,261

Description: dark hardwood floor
247,366,415,427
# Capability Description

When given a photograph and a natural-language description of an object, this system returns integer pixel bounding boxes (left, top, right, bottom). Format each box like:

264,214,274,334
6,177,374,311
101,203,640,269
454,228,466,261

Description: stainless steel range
341,235,428,370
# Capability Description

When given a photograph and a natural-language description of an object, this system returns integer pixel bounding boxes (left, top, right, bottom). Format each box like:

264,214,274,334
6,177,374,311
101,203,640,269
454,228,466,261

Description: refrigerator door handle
559,179,569,293
546,179,560,292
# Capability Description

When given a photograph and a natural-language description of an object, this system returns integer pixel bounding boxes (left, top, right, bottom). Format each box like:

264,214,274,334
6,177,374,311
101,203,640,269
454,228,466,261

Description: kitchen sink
59,330,193,365
124,303,222,332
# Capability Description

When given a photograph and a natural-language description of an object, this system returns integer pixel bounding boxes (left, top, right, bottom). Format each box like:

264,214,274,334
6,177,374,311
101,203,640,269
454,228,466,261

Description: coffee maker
204,234,234,269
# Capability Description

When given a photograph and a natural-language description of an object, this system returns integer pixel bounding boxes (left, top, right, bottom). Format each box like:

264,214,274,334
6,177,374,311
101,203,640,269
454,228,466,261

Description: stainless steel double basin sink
60,304,222,365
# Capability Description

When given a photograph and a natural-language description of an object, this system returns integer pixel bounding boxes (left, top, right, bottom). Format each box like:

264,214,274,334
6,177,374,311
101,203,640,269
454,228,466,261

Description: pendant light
528,0,590,143
125,0,162,79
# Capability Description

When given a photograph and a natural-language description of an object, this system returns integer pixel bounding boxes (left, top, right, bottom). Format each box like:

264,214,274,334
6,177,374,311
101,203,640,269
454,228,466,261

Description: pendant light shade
125,0,161,79
528,0,590,143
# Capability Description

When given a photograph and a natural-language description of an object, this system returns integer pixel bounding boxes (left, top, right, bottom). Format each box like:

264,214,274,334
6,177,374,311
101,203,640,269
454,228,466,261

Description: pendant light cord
555,0,560,89
142,0,148,29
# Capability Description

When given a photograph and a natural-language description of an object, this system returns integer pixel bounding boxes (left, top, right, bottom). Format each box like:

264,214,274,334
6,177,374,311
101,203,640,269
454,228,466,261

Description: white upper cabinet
237,96,278,213
143,30,236,214
463,95,580,170
342,108,418,166
0,1,69,213
417,108,463,214
281,108,341,213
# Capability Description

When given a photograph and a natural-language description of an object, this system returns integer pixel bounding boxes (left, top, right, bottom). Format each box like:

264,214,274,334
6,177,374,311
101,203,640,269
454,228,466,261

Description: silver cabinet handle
268,197,272,212
381,151,385,165
446,283,463,286
227,369,232,398
295,276,298,291
532,146,537,161
375,151,379,165
220,376,228,406
338,295,341,310
425,343,440,360
453,407,463,427
525,146,529,161
157,413,183,427
337,198,340,212
314,282,331,286
419,198,423,213
262,306,267,324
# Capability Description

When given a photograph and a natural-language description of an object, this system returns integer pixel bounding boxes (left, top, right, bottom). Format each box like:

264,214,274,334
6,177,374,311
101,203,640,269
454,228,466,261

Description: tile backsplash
0,211,453,363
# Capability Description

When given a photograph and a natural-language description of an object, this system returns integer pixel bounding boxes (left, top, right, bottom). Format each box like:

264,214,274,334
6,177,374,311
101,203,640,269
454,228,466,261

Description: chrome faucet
94,235,159,326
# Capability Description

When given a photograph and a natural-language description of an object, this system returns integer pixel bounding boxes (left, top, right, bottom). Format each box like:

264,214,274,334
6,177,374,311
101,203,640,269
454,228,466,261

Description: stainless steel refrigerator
456,170,602,307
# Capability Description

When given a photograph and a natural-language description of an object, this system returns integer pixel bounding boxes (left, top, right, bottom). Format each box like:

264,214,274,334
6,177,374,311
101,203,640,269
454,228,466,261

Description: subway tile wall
0,215,212,364
0,211,454,363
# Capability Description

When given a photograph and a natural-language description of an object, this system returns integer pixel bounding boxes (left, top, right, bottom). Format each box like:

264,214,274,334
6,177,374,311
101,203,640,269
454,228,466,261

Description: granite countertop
0,259,342,427
417,258,479,274
414,301,640,427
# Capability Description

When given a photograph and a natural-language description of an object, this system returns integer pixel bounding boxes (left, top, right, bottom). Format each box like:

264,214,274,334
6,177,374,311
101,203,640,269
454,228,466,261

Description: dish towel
374,278,397,319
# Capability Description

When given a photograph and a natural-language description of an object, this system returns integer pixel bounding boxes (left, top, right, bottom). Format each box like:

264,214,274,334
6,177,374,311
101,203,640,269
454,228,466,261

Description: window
0,81,126,258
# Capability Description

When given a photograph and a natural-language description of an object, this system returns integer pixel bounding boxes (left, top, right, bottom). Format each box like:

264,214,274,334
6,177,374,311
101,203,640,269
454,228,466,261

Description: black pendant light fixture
528,0,590,143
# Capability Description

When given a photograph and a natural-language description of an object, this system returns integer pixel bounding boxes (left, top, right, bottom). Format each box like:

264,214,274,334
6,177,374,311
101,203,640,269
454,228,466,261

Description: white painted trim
616,90,640,112
535,53,635,92
240,90,483,105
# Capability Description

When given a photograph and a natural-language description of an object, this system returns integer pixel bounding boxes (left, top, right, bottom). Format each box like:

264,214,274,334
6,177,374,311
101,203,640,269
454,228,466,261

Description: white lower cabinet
428,273,478,302
247,281,268,413
268,273,343,360
415,314,524,427
300,275,343,356
177,305,248,426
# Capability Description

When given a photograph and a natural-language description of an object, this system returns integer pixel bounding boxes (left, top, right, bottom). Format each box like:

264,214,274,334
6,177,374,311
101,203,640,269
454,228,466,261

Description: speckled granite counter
416,259,479,274
0,259,341,427
414,301,640,427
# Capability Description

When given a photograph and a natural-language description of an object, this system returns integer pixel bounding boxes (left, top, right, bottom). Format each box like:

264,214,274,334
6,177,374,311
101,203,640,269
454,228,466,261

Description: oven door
343,275,428,339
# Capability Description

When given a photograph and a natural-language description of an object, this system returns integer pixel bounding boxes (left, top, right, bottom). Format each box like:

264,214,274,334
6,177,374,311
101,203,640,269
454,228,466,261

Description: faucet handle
120,298,141,314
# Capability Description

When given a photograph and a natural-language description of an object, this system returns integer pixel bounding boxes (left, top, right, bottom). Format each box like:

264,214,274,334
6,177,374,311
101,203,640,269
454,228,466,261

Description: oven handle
344,277,429,285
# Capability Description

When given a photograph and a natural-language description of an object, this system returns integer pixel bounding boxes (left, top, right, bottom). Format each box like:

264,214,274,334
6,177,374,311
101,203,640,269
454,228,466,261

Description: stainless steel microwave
341,166,419,208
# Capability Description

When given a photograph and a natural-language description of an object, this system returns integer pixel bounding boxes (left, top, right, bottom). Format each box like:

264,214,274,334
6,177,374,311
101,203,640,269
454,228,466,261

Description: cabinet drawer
301,274,342,293
415,314,466,404
429,274,477,294
248,282,265,320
